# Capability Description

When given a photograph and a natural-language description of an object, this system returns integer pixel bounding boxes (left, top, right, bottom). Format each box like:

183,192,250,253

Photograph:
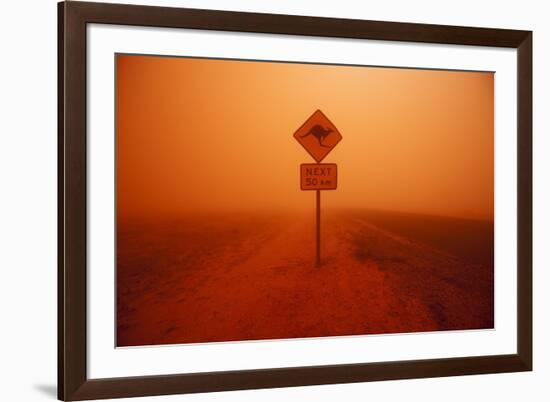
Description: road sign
300,163,337,191
293,110,343,267
293,109,342,163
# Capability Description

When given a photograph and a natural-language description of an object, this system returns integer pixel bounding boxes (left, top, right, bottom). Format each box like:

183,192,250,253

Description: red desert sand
117,209,493,346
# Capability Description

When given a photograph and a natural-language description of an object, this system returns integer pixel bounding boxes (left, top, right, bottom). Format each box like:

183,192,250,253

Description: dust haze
116,55,493,221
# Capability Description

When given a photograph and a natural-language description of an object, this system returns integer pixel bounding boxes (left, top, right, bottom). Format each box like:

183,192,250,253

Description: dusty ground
116,210,493,346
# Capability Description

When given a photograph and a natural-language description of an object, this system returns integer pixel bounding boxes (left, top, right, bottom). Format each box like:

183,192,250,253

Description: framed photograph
58,1,532,400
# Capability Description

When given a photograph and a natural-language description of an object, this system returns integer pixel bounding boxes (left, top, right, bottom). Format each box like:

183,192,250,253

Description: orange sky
116,54,493,220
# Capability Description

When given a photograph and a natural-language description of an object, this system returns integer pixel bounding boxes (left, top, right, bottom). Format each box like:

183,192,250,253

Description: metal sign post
316,189,321,267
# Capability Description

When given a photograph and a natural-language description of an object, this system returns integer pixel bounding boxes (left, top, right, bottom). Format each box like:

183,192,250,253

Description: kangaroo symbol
300,124,333,147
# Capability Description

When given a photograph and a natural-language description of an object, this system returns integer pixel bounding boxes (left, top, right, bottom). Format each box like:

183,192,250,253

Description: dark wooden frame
58,1,532,400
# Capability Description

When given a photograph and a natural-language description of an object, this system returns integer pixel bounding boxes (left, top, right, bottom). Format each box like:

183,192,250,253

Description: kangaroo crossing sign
293,109,343,163
293,109,342,266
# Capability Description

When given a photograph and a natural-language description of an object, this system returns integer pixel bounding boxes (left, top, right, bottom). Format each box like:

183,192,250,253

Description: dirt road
117,210,493,346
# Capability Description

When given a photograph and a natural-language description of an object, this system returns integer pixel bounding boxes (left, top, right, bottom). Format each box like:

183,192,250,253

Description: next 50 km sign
301,163,337,191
